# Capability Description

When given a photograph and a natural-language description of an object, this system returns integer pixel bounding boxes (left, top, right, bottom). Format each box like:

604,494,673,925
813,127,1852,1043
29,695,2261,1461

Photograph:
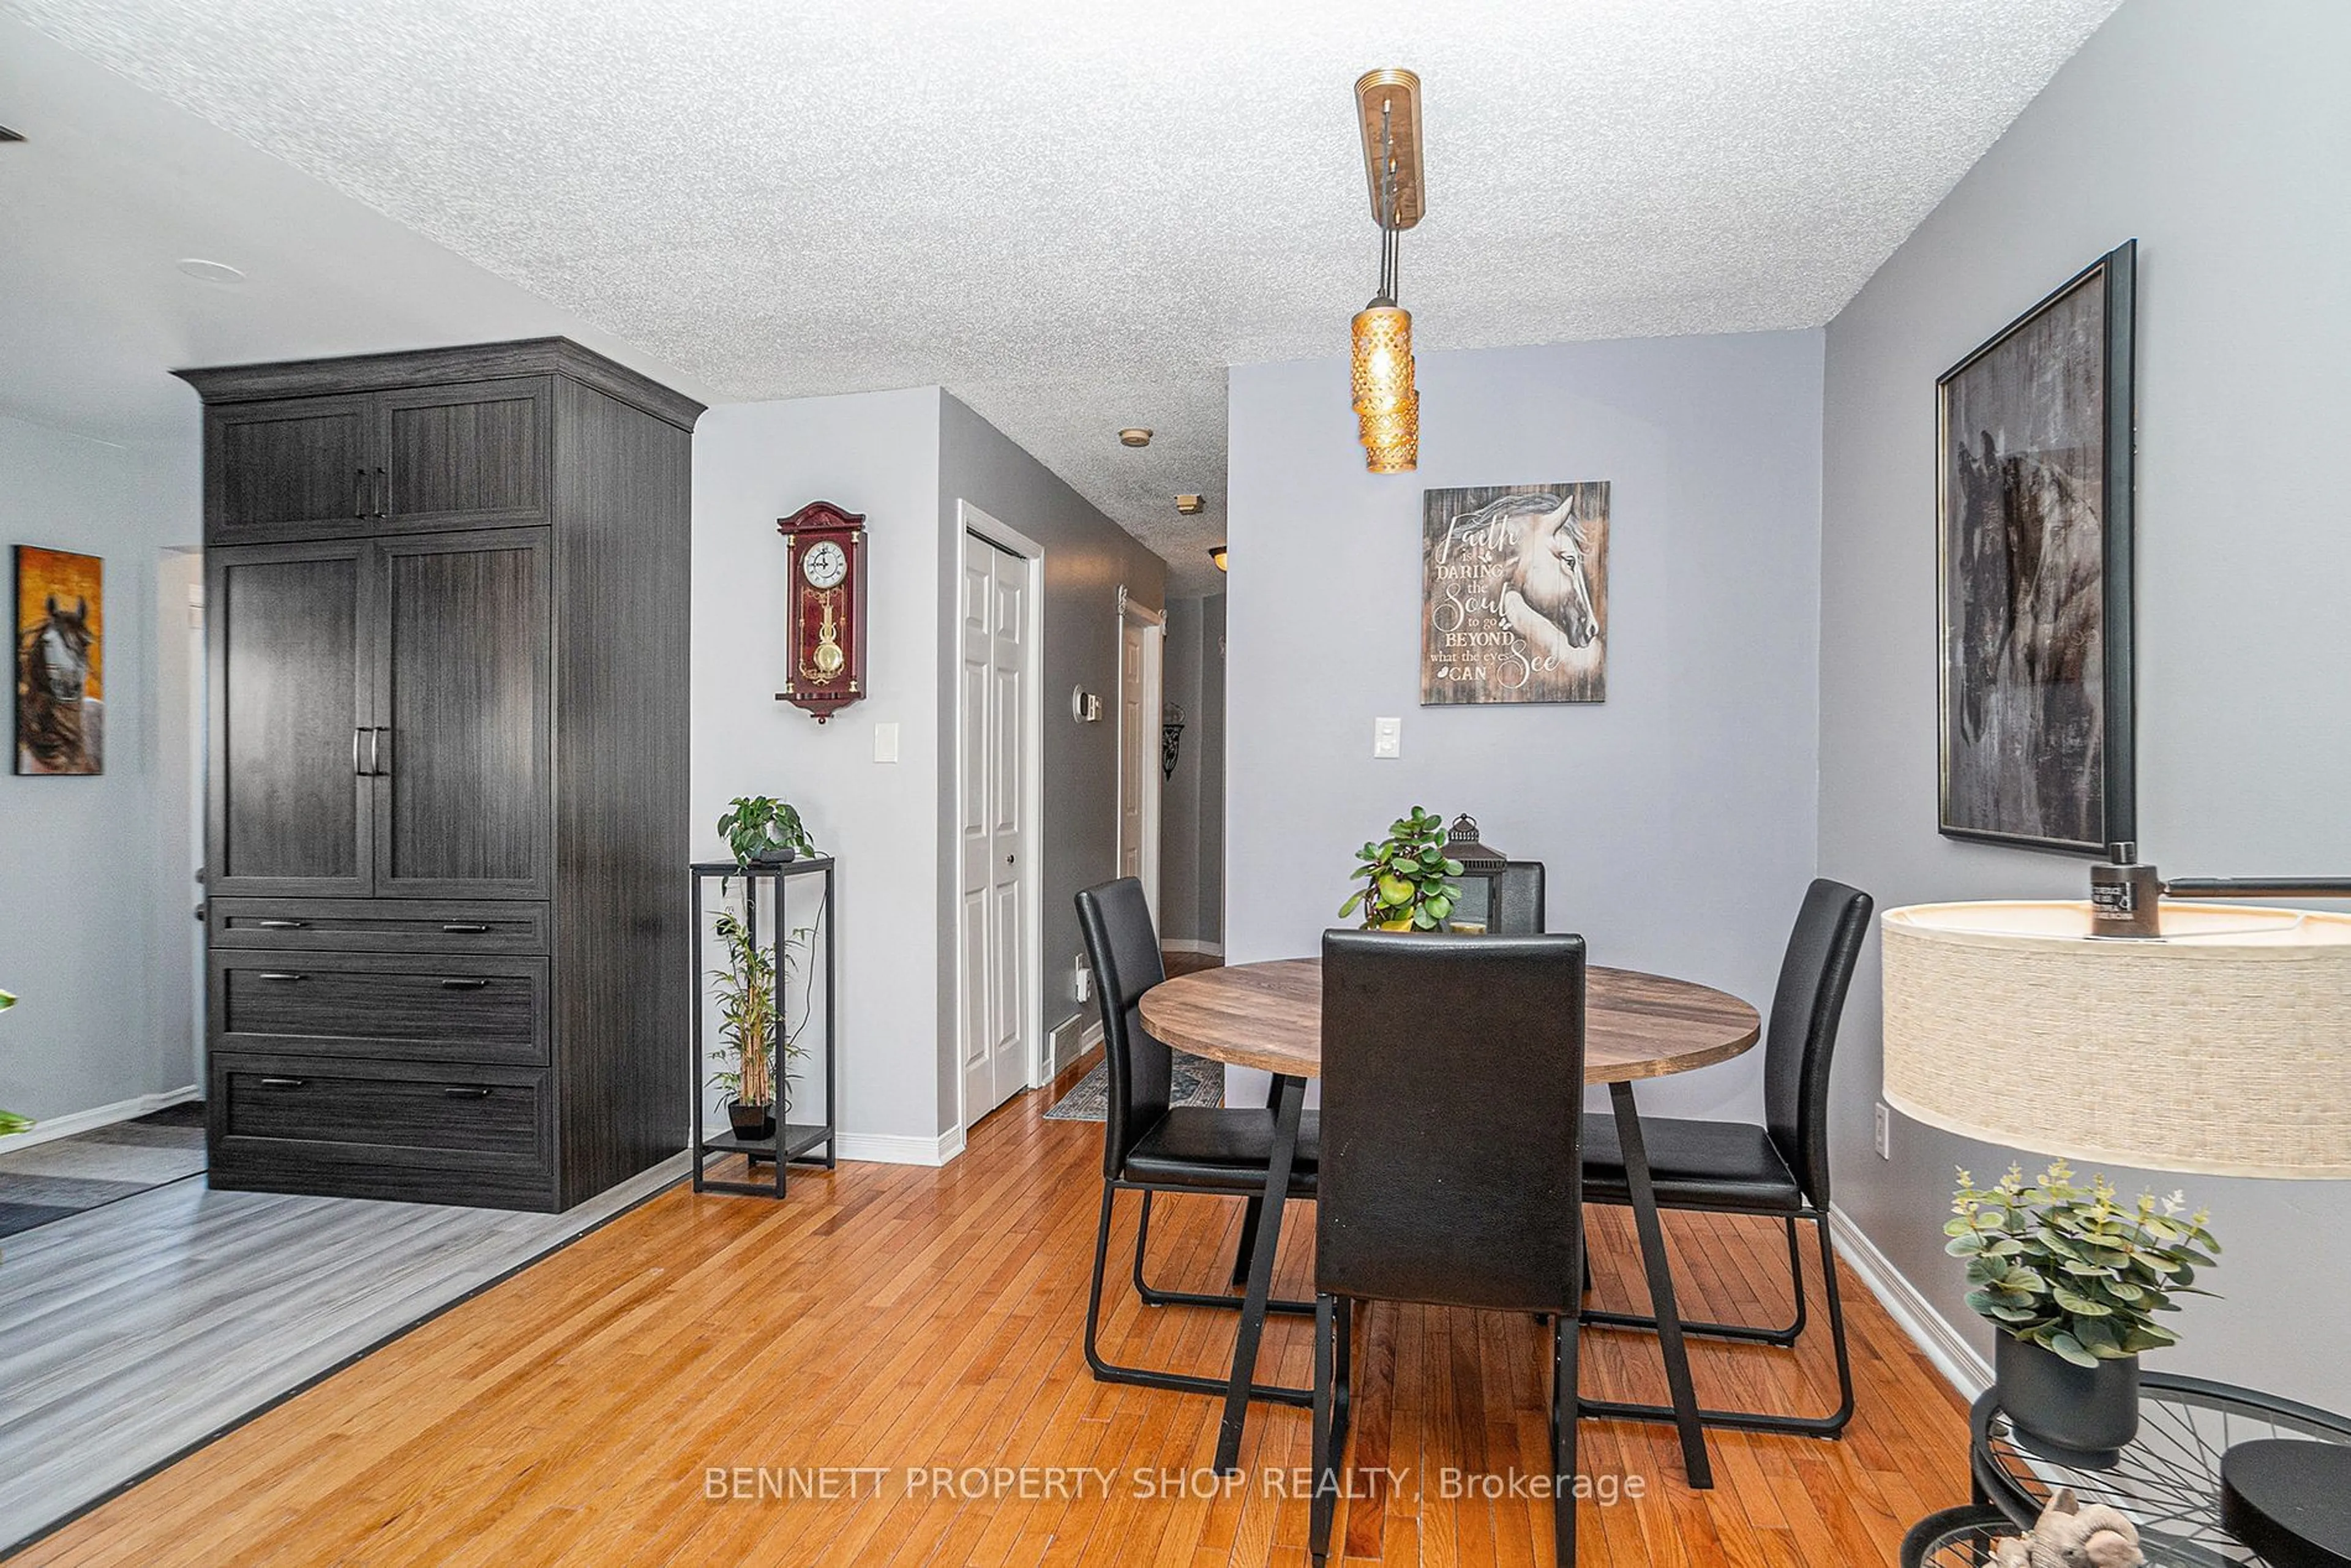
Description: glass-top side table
1970,1374,2351,1567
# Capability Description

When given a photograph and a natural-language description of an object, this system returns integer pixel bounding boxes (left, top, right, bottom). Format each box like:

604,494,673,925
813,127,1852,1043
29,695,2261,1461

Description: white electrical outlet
1373,716,1401,759
1874,1101,1892,1160
1073,956,1092,1003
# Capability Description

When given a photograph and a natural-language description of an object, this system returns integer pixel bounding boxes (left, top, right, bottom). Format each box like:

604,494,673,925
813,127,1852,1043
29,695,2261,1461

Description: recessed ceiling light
175,258,246,286
1118,428,1152,448
1175,495,1204,516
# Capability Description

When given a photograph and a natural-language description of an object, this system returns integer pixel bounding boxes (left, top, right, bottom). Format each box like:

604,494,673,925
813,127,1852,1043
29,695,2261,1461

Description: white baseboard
836,1128,966,1167
0,1084,201,1154
1830,1202,1992,1398
1160,939,1224,956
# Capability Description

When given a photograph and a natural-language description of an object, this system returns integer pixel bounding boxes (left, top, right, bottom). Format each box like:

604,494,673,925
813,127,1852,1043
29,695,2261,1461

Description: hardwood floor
15,1092,1969,1566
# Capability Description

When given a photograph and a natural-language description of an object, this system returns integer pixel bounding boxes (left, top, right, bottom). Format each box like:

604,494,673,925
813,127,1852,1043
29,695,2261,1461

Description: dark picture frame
1936,241,2136,854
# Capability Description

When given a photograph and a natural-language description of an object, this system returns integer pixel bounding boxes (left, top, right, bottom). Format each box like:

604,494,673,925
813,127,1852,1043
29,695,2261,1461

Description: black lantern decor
1440,814,1543,935
1161,703,1185,780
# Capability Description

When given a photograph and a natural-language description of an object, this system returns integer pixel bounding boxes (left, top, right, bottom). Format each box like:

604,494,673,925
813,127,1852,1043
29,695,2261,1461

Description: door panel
208,542,371,896
205,397,375,542
375,529,552,898
958,535,1033,1123
380,380,549,530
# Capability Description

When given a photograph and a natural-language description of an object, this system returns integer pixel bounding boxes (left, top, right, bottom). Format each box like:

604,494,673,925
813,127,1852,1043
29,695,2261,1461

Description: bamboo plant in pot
707,909,811,1142
1950,1161,2218,1465
1339,806,1466,931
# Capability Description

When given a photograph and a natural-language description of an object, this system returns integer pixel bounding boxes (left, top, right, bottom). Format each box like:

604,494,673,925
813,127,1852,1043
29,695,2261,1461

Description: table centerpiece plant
1339,806,1465,932
1,988,28,1139
1949,1160,2219,1462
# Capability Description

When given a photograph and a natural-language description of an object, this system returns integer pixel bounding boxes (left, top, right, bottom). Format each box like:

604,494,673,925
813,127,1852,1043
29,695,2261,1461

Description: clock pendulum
809,591,846,679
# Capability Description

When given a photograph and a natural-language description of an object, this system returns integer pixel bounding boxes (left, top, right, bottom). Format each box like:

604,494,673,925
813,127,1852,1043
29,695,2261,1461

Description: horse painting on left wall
13,546,104,776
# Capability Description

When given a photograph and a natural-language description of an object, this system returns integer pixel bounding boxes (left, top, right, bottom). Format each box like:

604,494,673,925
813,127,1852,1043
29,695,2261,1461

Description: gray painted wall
1160,598,1207,943
936,392,1166,1077
0,413,199,1131
1821,0,2351,1408
693,389,948,1152
1226,332,1824,1116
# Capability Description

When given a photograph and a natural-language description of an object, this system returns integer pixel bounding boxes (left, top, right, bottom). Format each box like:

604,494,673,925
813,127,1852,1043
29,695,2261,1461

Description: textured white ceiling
8,0,2121,593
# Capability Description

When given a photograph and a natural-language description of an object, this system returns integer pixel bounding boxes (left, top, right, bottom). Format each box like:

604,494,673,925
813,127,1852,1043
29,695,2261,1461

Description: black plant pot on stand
1997,1334,2140,1468
727,1101,777,1142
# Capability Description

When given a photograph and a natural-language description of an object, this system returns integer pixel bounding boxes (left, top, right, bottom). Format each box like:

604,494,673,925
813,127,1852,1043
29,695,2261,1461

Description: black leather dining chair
1075,878,1317,1408
1312,929,1589,1568
1578,877,1873,1438
1490,860,1546,935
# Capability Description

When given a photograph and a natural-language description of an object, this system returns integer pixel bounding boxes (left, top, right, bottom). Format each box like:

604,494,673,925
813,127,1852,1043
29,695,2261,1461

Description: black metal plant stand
690,857,837,1198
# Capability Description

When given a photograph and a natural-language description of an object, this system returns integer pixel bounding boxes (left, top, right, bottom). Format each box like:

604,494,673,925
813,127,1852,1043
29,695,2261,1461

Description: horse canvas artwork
13,546,105,776
1422,482,1610,705
1937,243,2136,852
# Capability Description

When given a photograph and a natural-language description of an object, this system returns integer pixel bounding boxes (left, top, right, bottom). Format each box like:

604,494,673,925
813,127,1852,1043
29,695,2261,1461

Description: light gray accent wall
692,388,946,1147
0,412,199,1128
1226,332,1823,1116
1821,0,2351,1408
1159,597,1206,943
936,392,1166,1091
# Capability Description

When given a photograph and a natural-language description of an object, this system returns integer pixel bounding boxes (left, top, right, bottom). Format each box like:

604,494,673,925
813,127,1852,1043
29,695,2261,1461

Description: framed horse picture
13,545,105,776
1422,481,1610,705
1937,241,2136,854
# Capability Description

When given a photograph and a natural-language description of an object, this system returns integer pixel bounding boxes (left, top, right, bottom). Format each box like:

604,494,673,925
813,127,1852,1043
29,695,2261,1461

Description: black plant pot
1997,1334,2139,1468
727,1101,776,1142
750,844,798,865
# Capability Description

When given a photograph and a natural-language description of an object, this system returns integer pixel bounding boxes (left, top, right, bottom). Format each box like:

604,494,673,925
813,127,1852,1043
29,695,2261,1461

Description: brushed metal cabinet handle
443,1086,493,1100
255,972,307,983
258,1076,307,1089
439,978,490,990
253,918,309,930
440,923,492,934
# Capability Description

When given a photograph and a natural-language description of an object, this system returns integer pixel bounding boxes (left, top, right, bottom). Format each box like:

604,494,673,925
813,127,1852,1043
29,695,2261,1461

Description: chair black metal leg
1574,1210,1854,1438
1595,1081,1712,1487
1083,1181,1314,1406
1310,1293,1338,1567
1553,1305,1580,1567
1132,1187,1313,1316
1216,1072,1307,1474
1579,1211,1807,1347
1231,1195,1264,1287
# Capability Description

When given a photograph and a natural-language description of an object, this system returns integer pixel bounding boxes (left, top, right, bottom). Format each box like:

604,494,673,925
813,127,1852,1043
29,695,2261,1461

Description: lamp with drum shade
1881,851,2351,1567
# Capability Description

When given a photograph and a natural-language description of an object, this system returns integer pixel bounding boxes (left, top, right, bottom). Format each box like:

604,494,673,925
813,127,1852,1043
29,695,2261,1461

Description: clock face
801,539,849,590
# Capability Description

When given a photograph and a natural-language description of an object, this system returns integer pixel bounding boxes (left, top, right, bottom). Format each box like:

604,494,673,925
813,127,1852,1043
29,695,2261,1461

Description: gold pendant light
1351,69,1423,473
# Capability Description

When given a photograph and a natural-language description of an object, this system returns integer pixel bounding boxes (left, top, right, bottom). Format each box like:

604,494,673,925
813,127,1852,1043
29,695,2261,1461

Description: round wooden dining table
1138,956,1760,1486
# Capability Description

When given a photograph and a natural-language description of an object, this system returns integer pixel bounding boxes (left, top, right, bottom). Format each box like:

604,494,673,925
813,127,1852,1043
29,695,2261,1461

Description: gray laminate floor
0,1155,688,1552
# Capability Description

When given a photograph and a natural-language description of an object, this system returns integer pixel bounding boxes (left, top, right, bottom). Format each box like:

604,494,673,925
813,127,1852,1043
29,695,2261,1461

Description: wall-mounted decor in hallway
1420,482,1610,705
12,545,103,776
1936,241,2137,854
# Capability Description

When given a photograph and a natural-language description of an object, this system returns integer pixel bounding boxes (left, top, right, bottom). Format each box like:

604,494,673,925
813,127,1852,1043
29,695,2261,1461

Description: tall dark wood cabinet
179,340,702,1212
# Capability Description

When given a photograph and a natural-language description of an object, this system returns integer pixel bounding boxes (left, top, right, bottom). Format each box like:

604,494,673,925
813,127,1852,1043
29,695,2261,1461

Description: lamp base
2221,1440,2351,1568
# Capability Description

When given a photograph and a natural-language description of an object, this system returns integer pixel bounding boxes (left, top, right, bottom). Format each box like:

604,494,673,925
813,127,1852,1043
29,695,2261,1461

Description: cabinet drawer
210,899,549,954
211,951,548,1065
222,1062,544,1155
210,1054,556,1209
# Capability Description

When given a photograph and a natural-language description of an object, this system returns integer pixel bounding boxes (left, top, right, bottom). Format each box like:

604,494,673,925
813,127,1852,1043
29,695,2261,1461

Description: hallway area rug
0,1103,206,1240
1042,1052,1225,1122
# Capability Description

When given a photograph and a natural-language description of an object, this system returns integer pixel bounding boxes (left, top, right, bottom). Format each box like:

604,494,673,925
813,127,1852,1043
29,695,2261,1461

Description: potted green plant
707,907,812,1142
1,988,28,1139
1949,1161,2219,1463
718,796,816,868
1338,806,1465,931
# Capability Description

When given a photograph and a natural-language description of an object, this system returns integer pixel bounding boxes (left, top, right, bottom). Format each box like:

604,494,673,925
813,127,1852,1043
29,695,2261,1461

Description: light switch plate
873,721,900,763
1373,716,1401,759
1873,1101,1892,1160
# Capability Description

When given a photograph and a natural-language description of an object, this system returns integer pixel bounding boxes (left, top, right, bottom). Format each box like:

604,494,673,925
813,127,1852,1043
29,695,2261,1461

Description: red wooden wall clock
775,500,868,722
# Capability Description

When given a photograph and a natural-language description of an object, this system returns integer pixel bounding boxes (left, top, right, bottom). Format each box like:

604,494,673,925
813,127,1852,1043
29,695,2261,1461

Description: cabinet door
373,529,553,898
208,543,373,896
204,397,377,542
379,380,550,531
